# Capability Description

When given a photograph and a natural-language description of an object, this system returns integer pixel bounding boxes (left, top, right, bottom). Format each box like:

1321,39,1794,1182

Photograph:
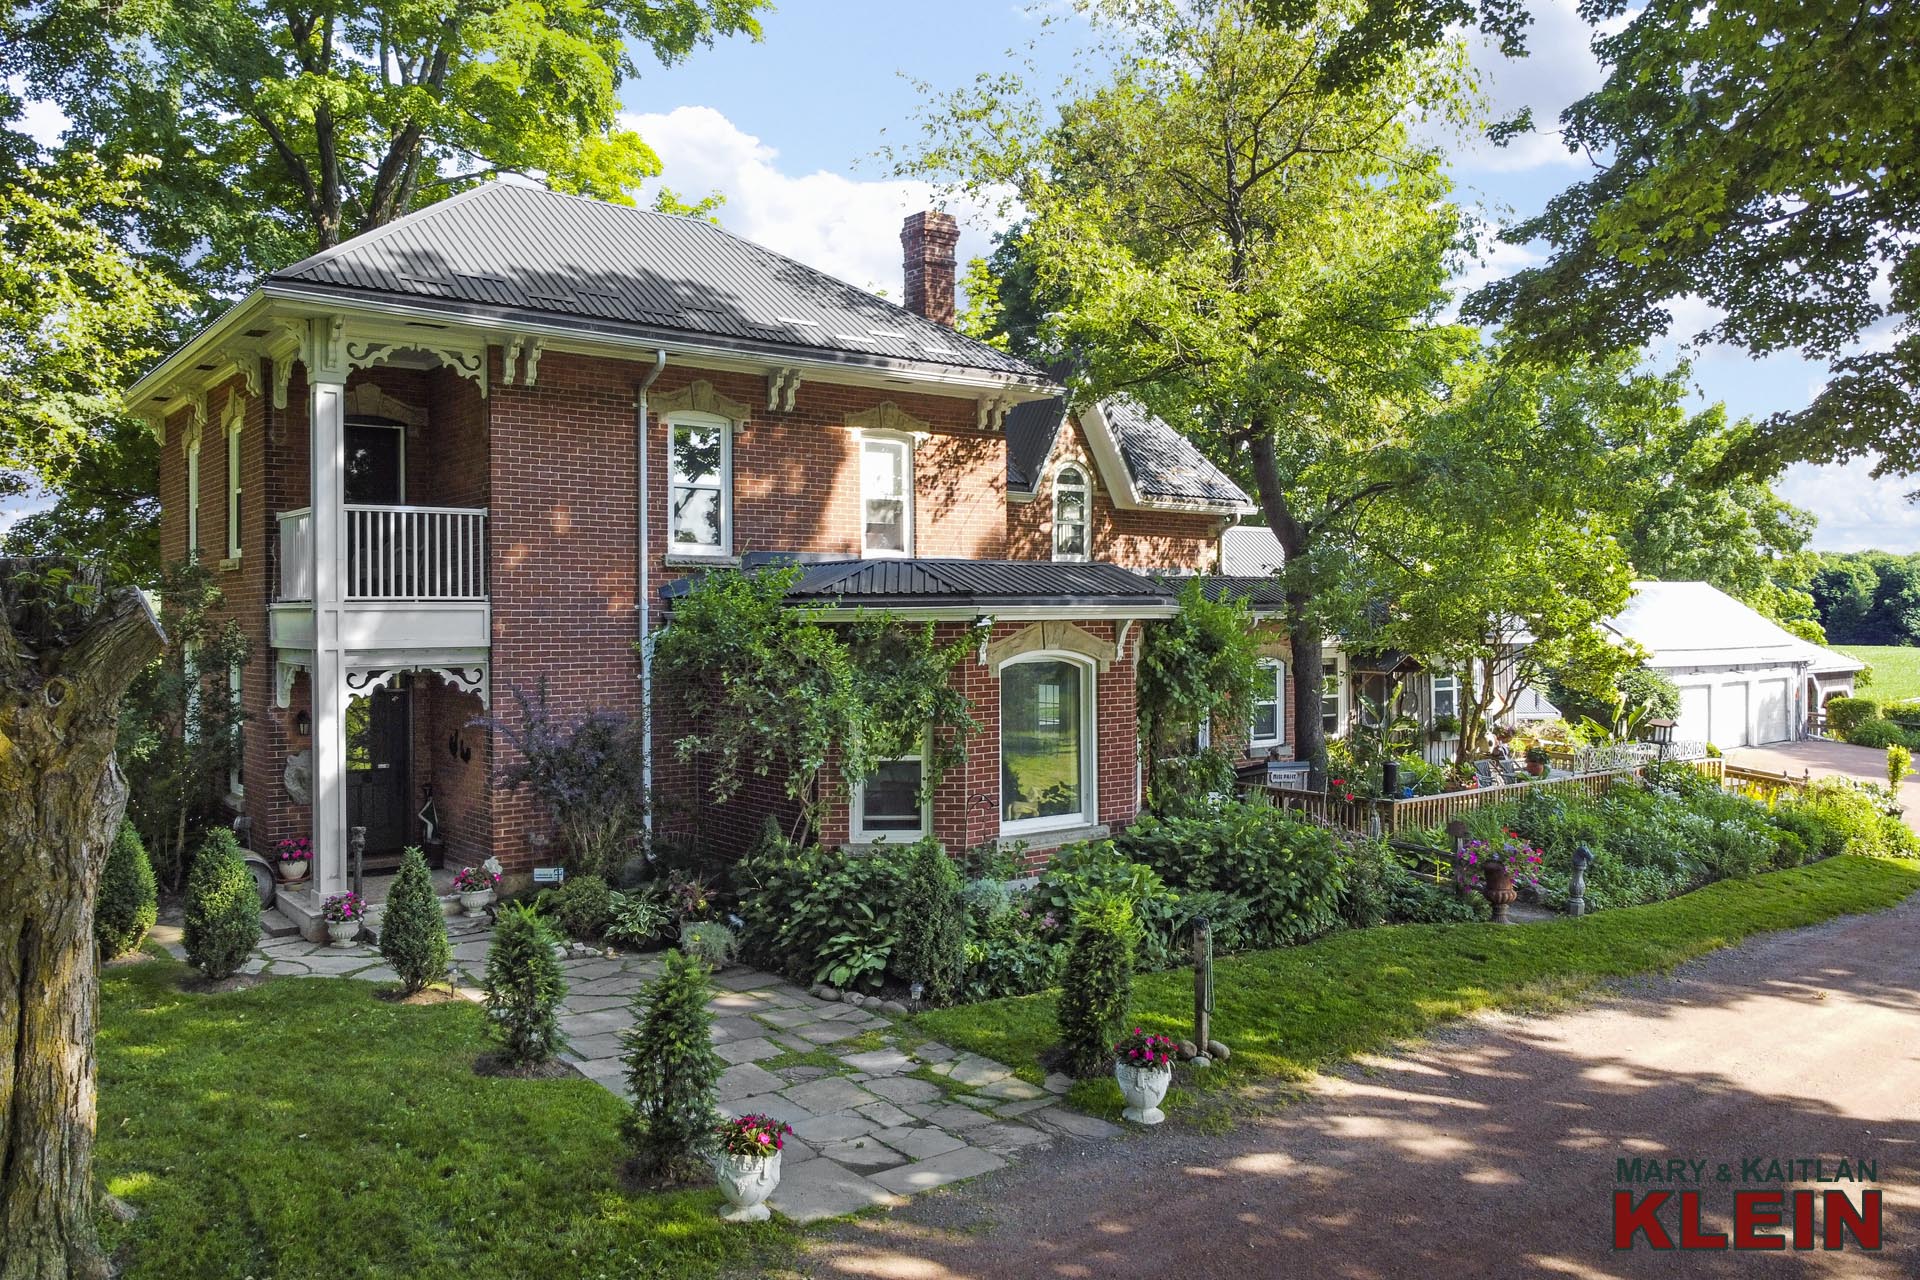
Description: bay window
1001,655,1096,834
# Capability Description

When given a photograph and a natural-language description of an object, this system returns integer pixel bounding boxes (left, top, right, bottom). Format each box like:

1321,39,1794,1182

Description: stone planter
712,1149,781,1222
276,860,309,884
1480,864,1518,924
1114,1061,1172,1126
325,919,357,946
458,889,495,915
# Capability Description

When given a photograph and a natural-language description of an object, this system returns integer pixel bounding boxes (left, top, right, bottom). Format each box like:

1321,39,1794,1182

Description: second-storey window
225,422,243,560
185,437,201,559
668,413,731,554
861,434,913,556
1053,465,1089,561
1321,657,1345,736
1250,659,1285,749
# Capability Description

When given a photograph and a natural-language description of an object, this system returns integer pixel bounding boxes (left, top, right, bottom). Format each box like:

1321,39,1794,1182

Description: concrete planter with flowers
710,1113,793,1222
1114,1027,1177,1125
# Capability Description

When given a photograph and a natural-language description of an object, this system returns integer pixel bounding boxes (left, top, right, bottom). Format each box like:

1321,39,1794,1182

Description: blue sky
615,0,1917,553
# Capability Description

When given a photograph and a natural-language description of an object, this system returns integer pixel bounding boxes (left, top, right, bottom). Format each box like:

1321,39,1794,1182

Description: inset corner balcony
271,503,491,653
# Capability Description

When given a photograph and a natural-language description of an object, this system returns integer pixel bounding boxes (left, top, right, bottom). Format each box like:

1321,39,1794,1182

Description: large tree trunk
1248,434,1326,785
0,559,164,1280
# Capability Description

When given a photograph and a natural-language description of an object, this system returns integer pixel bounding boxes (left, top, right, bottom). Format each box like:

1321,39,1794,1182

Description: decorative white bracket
976,394,1014,432
501,336,546,387
767,367,802,412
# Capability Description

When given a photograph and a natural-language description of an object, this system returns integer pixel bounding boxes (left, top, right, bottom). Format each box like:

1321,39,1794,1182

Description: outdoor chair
1474,760,1500,789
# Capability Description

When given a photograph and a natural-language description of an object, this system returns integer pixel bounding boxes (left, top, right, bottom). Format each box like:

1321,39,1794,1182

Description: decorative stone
846,992,868,1006
810,984,842,1002
1206,1040,1231,1061
877,999,910,1017
1177,1040,1199,1060
1191,1053,1212,1068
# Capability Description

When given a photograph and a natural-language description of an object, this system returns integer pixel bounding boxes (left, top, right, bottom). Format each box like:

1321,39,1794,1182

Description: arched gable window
1052,464,1090,561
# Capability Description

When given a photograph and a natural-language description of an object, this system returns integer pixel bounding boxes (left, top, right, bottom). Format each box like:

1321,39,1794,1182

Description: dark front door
344,422,404,505
346,682,410,862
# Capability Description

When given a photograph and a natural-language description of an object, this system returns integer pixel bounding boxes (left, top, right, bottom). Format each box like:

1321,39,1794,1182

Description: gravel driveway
799,893,1920,1279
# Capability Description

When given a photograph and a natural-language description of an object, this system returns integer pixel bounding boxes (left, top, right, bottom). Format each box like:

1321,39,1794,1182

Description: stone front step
260,906,301,939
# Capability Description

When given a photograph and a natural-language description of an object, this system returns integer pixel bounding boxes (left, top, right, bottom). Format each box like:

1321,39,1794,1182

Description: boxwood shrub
95,820,159,958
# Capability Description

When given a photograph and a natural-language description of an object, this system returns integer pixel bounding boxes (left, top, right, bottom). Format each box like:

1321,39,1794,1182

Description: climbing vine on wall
649,566,976,837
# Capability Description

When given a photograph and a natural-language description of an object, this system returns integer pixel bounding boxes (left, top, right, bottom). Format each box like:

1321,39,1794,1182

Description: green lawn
1840,645,1920,702
96,959,790,1280
916,856,1920,1112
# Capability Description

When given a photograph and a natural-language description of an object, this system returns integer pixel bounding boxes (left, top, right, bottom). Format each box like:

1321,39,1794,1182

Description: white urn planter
458,889,495,915
324,919,357,946
1115,1061,1172,1126
276,860,310,884
712,1150,781,1222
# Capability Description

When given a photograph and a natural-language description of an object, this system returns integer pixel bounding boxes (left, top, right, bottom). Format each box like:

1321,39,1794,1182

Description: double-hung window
861,434,913,556
668,413,731,555
1431,673,1460,724
185,437,201,559
227,661,244,797
225,422,243,560
1052,465,1090,561
1250,659,1285,749
1321,657,1346,736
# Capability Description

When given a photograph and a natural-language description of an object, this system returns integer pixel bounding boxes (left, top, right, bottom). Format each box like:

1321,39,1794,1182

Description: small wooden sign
532,866,567,885
1266,761,1311,789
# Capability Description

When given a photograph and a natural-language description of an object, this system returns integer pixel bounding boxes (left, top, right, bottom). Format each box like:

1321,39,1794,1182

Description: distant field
1839,645,1920,702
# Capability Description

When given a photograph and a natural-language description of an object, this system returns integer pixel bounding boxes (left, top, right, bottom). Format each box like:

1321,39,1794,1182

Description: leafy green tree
378,846,450,994
1137,577,1260,795
7,0,767,294
901,0,1473,780
0,122,188,582
1810,552,1920,647
1467,0,1920,479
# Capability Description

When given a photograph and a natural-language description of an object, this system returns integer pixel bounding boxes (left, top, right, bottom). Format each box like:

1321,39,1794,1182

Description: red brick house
129,187,1278,937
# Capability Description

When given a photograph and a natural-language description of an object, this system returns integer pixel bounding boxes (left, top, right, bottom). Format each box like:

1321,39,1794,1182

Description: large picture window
852,754,926,842
668,413,731,554
861,434,913,556
1250,659,1285,749
1001,656,1095,833
1052,465,1089,561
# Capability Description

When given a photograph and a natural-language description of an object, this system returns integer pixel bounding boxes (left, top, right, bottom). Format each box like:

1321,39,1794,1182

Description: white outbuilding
1604,581,1863,748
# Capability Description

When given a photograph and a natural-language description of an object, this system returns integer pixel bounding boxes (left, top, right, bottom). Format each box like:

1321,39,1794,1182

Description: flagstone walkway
232,912,1122,1223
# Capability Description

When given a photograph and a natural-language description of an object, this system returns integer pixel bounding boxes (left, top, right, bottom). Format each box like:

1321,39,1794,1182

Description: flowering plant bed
452,865,500,894
322,891,367,924
274,836,312,864
713,1113,792,1160
1461,833,1544,888
1114,1027,1178,1069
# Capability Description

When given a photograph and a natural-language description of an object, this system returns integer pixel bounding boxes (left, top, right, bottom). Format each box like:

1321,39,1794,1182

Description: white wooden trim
664,410,733,555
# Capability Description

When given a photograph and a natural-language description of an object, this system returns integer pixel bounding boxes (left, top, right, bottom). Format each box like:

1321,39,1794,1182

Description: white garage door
1677,685,1712,743
1755,677,1792,744
1714,681,1751,748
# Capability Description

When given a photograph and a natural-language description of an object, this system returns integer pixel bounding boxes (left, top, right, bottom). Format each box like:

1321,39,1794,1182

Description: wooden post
1192,916,1213,1065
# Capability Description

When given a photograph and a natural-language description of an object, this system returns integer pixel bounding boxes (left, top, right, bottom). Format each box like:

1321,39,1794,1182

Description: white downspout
636,350,667,837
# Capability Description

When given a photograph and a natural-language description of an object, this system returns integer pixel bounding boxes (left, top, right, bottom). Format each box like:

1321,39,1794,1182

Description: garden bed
913,855,1920,1115
95,957,791,1280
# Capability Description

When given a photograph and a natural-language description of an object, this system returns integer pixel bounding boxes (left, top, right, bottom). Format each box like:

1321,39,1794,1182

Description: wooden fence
1260,757,1727,835
1722,764,1811,801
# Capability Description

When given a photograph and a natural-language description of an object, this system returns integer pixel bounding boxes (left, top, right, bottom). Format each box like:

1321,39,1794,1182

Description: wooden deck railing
1260,757,1728,834
1723,764,1810,800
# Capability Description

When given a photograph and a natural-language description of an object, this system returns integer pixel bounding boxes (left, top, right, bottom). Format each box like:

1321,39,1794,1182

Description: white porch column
308,330,350,903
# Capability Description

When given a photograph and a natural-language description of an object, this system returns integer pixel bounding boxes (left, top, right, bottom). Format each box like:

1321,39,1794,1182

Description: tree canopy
1467,0,1920,480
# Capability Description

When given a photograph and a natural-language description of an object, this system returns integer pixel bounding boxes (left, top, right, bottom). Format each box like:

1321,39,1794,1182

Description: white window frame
1431,673,1461,724
183,641,201,743
224,417,243,560
859,432,915,558
185,437,201,559
666,410,733,556
1250,658,1285,749
850,742,929,843
999,651,1099,838
227,660,244,797
1051,463,1091,562
1321,653,1347,738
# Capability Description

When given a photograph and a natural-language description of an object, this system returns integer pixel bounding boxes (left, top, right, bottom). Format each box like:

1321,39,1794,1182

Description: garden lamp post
1644,717,1676,765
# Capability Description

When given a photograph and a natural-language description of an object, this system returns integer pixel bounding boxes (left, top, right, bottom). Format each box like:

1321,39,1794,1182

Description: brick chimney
901,210,960,327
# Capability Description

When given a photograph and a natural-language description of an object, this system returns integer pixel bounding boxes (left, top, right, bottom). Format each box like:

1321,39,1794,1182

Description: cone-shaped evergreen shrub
894,838,966,1003
1056,889,1136,1076
380,846,450,994
484,903,569,1065
95,820,159,958
622,949,722,1179
183,826,261,979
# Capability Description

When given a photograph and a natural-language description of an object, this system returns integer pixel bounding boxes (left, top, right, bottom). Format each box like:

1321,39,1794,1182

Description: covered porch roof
661,555,1181,620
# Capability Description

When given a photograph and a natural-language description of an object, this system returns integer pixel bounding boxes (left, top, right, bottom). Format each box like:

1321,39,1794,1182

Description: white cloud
1778,458,1920,553
621,106,1012,299
1450,0,1613,176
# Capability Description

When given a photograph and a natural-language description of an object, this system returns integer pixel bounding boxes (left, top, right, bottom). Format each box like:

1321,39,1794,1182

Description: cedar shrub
484,903,569,1065
1056,890,1136,1076
894,838,966,1003
182,826,260,979
380,846,451,994
95,819,159,958
623,949,723,1179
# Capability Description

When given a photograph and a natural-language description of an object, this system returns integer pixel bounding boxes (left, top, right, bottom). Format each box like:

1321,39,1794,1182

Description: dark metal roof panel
1100,396,1250,507
1004,396,1069,493
271,184,1039,378
663,556,1179,610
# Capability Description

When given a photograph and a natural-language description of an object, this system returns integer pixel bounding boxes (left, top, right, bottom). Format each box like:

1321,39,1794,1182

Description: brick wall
1005,414,1226,572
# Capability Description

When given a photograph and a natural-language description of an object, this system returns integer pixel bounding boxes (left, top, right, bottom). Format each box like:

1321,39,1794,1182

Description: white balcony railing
276,505,488,602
